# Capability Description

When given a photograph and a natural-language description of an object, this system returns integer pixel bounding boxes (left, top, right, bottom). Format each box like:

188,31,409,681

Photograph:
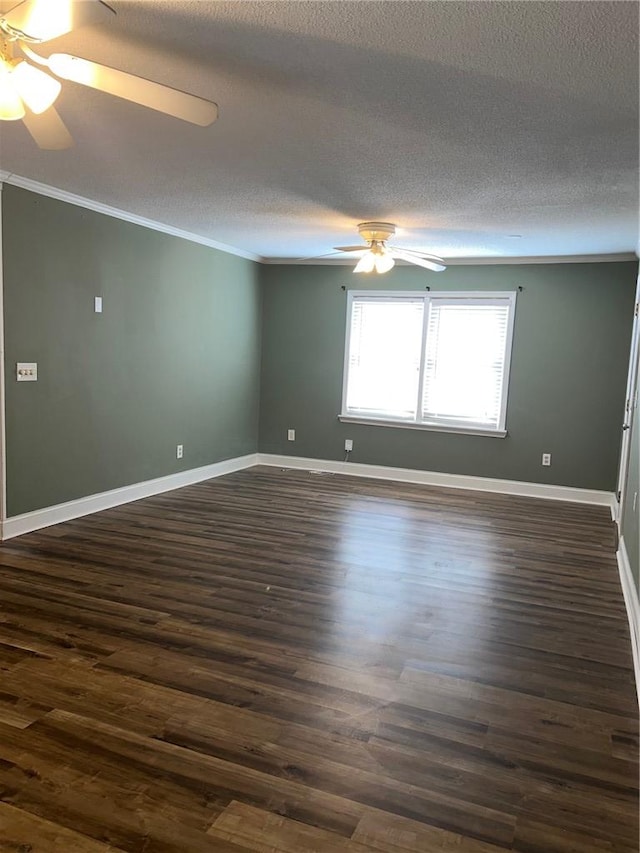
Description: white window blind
345,298,424,420
422,299,511,429
342,291,515,434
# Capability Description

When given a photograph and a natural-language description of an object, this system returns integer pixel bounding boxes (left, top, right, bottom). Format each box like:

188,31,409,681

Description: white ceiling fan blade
334,245,368,252
388,246,446,264
392,249,446,272
22,105,73,149
1,0,114,42
48,53,218,126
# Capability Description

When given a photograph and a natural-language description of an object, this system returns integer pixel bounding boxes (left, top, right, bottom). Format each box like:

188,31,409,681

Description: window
341,291,516,436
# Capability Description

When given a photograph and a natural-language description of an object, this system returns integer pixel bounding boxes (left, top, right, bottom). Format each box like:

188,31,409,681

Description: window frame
339,290,517,438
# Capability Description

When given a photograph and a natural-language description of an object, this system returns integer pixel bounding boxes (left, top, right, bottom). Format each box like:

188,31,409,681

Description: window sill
338,415,507,438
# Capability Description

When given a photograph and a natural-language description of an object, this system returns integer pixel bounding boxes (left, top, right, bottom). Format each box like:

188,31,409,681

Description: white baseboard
2,451,616,539
257,453,615,508
617,537,640,706
611,498,620,524
1,453,259,540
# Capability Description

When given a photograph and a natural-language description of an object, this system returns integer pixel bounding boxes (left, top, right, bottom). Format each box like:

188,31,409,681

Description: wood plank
0,691,51,729
209,800,376,852
0,801,120,852
352,809,508,852
512,817,637,853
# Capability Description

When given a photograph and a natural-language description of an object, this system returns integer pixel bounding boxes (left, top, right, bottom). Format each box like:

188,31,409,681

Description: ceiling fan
0,0,218,149
333,223,447,273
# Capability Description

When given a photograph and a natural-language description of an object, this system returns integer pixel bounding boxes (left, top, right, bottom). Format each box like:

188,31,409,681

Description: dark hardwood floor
0,465,637,852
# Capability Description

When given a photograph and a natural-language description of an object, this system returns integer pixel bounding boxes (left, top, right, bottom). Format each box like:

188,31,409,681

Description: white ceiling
0,0,638,262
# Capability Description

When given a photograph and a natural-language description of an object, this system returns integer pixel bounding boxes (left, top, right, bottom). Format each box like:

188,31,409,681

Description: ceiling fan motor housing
357,222,396,244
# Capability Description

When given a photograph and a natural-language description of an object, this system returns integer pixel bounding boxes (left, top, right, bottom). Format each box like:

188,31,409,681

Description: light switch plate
17,362,37,382
94,296,103,313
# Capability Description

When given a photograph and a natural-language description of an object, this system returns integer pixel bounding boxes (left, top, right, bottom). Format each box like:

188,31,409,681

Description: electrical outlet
344,439,353,451
287,429,295,441
542,452,551,466
176,444,183,459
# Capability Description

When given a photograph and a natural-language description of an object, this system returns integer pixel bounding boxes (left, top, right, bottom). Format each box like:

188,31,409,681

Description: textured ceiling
0,0,638,261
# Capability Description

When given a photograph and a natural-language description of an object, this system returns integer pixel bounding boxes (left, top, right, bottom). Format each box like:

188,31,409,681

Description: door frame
616,269,640,525
0,182,6,535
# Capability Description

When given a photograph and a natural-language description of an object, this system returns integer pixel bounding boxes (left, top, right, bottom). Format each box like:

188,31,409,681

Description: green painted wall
2,185,261,517
259,262,637,491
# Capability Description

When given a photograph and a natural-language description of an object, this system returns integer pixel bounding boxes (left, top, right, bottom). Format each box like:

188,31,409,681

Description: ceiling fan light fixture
2,0,217,148
354,252,376,273
353,246,396,274
0,60,25,120
2,0,74,43
373,253,395,273
337,222,447,273
12,61,61,114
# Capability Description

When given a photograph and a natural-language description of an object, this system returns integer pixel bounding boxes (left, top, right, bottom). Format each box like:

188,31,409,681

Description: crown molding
262,253,638,266
0,172,261,262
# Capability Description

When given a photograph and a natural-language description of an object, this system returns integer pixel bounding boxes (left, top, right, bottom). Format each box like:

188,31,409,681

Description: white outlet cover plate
17,362,37,381
95,296,103,313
